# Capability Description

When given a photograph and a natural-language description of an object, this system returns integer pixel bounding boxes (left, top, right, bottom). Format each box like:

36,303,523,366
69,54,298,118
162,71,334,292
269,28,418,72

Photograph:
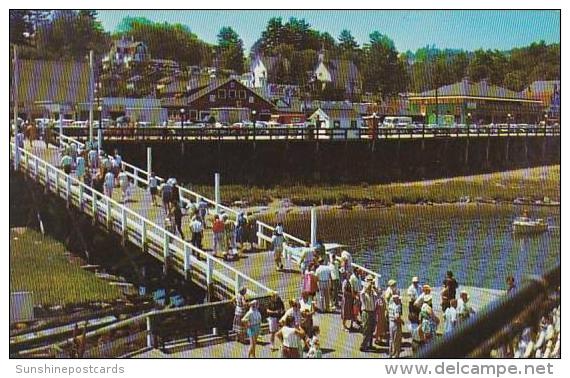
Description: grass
9,228,122,307
190,165,560,206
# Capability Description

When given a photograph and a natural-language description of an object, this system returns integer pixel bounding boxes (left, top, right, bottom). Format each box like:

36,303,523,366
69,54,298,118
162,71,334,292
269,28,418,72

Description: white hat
412,276,419,283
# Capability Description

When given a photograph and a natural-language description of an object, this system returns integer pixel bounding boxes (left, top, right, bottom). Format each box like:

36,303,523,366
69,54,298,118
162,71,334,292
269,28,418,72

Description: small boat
512,217,549,234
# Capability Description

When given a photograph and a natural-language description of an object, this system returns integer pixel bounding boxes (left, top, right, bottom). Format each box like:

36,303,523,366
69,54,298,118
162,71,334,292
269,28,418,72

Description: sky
96,10,560,53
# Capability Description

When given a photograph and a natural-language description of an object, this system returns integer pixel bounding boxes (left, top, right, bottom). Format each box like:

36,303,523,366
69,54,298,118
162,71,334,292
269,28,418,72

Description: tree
10,10,32,46
338,29,358,52
362,31,407,97
216,26,244,73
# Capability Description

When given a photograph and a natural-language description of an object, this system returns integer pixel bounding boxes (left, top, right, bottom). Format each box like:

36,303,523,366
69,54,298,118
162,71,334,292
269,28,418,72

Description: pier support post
105,198,111,229
92,192,97,225
141,220,147,251
78,184,84,211
256,222,264,249
310,206,317,247
34,158,39,181
146,147,152,182
214,173,220,214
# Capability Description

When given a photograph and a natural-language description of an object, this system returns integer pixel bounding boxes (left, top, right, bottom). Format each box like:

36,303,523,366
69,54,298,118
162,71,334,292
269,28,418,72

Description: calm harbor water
279,204,560,291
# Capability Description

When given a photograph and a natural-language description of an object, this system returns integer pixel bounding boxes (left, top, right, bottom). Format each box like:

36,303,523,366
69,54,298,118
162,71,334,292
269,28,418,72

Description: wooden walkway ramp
12,137,505,358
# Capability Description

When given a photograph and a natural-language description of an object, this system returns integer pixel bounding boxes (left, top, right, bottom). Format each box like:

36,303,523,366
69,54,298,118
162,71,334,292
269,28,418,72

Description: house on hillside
160,78,275,123
102,36,150,69
250,55,290,89
311,50,362,99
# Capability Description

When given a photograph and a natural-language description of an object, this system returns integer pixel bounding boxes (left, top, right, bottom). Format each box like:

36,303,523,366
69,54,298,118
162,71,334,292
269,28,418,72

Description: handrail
11,142,273,299
53,124,561,142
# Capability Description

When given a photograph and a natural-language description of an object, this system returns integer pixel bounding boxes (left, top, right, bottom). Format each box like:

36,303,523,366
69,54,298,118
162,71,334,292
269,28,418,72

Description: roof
309,107,360,120
524,80,560,95
411,79,541,102
252,55,289,81
321,59,360,89
12,59,91,105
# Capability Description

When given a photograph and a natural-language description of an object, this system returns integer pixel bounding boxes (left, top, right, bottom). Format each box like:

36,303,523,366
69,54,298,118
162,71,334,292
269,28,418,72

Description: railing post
206,255,213,286
184,244,191,280
55,169,60,196
121,207,128,243
105,197,111,229
235,272,244,297
66,175,71,207
78,184,84,211
214,173,220,214
25,150,30,171
146,147,152,183
163,231,169,276
34,157,39,181
141,219,147,251
256,221,264,249
146,315,153,348
310,206,317,247
92,192,98,224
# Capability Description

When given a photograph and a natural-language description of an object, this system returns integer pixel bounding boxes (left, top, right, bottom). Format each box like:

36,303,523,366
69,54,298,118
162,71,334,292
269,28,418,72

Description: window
249,96,255,104
351,120,357,129
228,90,236,99
236,101,242,108
239,90,246,99
209,94,216,102
218,89,226,99
190,110,198,120
333,121,341,129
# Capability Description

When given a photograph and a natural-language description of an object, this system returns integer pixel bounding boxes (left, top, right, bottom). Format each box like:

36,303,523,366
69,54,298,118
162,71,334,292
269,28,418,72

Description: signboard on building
10,291,34,324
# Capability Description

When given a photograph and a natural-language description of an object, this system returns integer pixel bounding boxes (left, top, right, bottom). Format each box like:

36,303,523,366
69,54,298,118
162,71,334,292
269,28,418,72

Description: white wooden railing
10,142,273,299
54,132,383,284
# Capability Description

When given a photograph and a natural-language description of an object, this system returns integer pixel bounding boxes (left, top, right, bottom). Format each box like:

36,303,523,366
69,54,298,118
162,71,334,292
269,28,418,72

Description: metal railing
10,142,274,300
51,124,561,142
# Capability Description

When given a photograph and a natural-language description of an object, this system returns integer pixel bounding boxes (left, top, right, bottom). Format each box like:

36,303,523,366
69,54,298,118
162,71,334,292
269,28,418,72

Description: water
349,206,560,290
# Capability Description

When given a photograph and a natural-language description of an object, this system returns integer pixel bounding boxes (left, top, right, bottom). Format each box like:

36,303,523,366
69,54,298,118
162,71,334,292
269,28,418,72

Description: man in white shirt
104,171,115,198
457,290,475,322
443,298,458,335
190,216,204,250
315,262,332,313
118,171,129,203
329,260,341,309
407,276,420,326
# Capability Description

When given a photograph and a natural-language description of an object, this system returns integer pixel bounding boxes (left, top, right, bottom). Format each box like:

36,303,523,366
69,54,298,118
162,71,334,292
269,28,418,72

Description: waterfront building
408,78,544,125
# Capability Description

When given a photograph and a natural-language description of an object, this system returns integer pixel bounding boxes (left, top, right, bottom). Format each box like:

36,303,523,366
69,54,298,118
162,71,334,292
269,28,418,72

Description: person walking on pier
457,290,475,322
149,172,159,206
407,277,421,326
190,216,204,250
374,288,388,346
442,271,458,311
276,315,305,358
161,180,172,213
88,148,98,171
212,214,225,256
315,261,332,312
242,300,262,358
235,212,246,248
443,298,458,335
350,269,363,327
170,202,185,240
388,294,403,358
272,223,285,271
359,276,378,352
103,170,115,198
341,276,355,331
329,259,341,309
266,292,285,351
60,152,73,175
118,170,129,203
75,151,85,182
233,287,248,344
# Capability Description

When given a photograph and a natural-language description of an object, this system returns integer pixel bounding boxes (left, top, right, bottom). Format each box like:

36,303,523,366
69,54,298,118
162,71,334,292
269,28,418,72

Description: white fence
55,132,383,284
11,141,273,299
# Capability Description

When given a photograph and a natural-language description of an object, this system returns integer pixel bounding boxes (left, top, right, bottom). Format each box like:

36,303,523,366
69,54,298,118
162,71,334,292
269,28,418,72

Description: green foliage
216,26,245,73
362,31,408,97
9,228,122,306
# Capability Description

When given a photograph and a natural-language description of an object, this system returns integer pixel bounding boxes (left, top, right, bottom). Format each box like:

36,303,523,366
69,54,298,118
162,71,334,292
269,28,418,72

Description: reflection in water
352,208,560,290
